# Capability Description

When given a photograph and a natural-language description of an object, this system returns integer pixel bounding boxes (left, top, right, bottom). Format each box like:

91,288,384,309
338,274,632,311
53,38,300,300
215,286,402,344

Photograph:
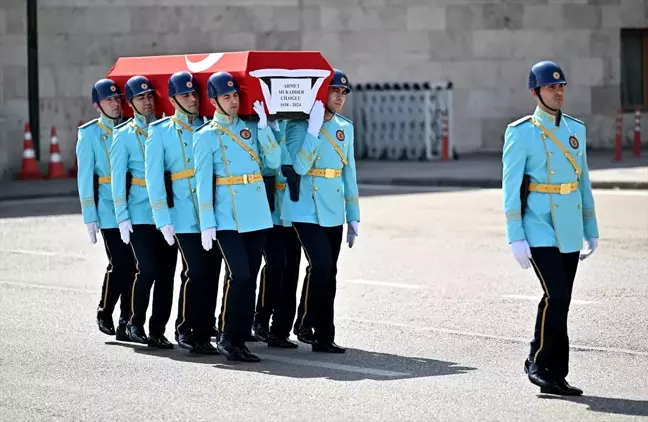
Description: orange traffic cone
18,123,43,180
47,126,66,179
68,120,82,177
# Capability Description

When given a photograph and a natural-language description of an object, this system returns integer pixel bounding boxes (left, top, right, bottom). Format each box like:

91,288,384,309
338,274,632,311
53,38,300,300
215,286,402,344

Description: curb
0,190,78,203
358,178,648,190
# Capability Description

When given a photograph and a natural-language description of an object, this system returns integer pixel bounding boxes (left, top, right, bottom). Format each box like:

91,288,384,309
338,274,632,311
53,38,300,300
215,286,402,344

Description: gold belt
275,182,287,191
97,175,111,184
307,168,341,178
216,173,263,186
529,181,578,195
131,177,146,186
171,169,195,181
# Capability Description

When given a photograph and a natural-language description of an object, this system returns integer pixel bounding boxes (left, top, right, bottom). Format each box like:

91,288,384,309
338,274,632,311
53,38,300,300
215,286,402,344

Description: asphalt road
1,185,647,421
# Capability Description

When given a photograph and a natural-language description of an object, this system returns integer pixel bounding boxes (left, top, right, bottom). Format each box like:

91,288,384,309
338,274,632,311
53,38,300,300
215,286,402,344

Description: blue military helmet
168,71,198,98
207,72,239,99
92,78,122,104
528,61,566,90
125,75,155,102
330,69,352,93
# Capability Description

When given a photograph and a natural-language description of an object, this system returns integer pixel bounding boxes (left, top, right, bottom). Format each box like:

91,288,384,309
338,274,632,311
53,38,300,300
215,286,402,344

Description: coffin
106,50,334,121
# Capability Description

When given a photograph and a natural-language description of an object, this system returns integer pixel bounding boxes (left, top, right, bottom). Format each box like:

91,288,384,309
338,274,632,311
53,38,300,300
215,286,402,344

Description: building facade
1,0,646,179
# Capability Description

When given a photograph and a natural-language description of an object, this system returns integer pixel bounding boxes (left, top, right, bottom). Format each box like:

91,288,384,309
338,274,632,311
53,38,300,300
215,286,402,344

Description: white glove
119,219,133,244
579,238,598,261
160,224,175,246
253,100,268,129
307,100,325,137
201,227,217,251
347,221,359,248
511,239,532,270
268,120,279,131
86,222,99,244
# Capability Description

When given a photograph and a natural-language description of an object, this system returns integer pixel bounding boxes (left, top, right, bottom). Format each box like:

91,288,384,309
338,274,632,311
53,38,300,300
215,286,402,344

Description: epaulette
335,114,353,125
149,116,171,127
114,118,132,130
563,113,584,126
507,115,532,127
78,118,98,129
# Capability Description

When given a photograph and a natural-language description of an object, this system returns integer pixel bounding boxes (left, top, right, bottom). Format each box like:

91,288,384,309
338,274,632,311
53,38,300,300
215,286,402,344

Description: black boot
148,334,174,349
96,314,115,336
126,324,148,344
267,335,298,349
312,341,346,354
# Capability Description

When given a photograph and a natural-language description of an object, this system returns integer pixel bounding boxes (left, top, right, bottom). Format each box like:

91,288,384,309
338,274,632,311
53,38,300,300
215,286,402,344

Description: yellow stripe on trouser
175,235,191,336
128,243,140,325
131,177,146,186
216,173,263,185
292,226,312,328
216,240,232,332
171,169,195,181
530,259,550,363
100,234,112,313
529,181,578,195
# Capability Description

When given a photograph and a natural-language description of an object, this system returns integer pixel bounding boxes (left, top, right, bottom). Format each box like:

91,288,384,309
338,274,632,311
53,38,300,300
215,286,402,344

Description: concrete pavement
0,187,647,421
1,151,646,202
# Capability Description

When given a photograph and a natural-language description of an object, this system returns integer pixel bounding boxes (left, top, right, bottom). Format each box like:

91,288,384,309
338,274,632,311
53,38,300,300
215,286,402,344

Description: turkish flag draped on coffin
106,50,334,121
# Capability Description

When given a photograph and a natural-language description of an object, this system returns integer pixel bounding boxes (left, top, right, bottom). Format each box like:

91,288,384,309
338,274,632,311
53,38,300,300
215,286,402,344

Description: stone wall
0,0,646,179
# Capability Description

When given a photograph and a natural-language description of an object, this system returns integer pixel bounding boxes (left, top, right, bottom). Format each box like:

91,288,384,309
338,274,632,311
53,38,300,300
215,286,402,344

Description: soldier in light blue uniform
193,71,281,362
111,75,176,349
144,71,221,355
76,78,136,341
502,61,599,396
281,69,360,354
253,119,303,349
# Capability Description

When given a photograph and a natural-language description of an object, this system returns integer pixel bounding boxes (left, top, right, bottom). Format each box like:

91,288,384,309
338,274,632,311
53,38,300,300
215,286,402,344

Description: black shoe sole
528,374,553,389
268,341,299,349
98,326,115,336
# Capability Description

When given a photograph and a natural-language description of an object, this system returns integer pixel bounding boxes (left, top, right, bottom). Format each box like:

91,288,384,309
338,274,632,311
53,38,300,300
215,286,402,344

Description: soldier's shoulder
507,115,532,128
563,113,585,126
114,118,132,131
149,116,171,132
194,120,212,133
78,118,98,130
335,114,353,126
149,116,171,127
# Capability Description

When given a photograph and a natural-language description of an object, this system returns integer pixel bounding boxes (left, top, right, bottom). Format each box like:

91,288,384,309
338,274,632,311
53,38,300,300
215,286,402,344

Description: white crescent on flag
184,53,224,73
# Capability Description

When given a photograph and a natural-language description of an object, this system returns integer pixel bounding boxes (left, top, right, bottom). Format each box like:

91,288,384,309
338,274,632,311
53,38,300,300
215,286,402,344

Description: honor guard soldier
193,71,281,362
145,71,221,354
502,61,599,396
110,76,176,349
281,69,360,353
253,119,302,348
77,78,136,340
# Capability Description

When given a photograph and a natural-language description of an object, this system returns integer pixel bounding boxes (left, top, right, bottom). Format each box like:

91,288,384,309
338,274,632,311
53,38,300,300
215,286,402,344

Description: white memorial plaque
270,79,310,114
249,69,331,115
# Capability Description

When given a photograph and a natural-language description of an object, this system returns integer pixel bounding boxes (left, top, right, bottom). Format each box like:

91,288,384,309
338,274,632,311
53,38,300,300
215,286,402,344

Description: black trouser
98,228,137,324
128,225,177,336
529,247,580,381
254,225,302,337
293,223,343,343
175,233,221,341
216,229,267,346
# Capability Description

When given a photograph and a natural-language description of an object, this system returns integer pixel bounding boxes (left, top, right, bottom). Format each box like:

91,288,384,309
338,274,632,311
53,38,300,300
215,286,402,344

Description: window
621,29,648,110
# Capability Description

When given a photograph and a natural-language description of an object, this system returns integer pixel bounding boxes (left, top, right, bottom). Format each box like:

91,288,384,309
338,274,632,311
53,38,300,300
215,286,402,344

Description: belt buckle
242,174,249,184
324,168,335,178
559,183,570,195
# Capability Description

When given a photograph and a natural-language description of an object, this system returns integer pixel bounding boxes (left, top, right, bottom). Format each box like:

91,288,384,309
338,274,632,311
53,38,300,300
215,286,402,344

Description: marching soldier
253,120,302,348
281,69,360,353
193,71,281,362
111,75,176,349
77,78,136,341
145,71,221,354
502,60,599,396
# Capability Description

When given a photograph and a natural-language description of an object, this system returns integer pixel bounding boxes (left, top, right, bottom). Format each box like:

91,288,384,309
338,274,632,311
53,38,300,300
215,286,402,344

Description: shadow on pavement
539,394,648,417
105,341,476,381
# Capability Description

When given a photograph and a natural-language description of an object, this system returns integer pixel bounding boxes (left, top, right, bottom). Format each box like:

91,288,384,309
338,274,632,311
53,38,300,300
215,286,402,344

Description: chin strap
534,88,562,127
